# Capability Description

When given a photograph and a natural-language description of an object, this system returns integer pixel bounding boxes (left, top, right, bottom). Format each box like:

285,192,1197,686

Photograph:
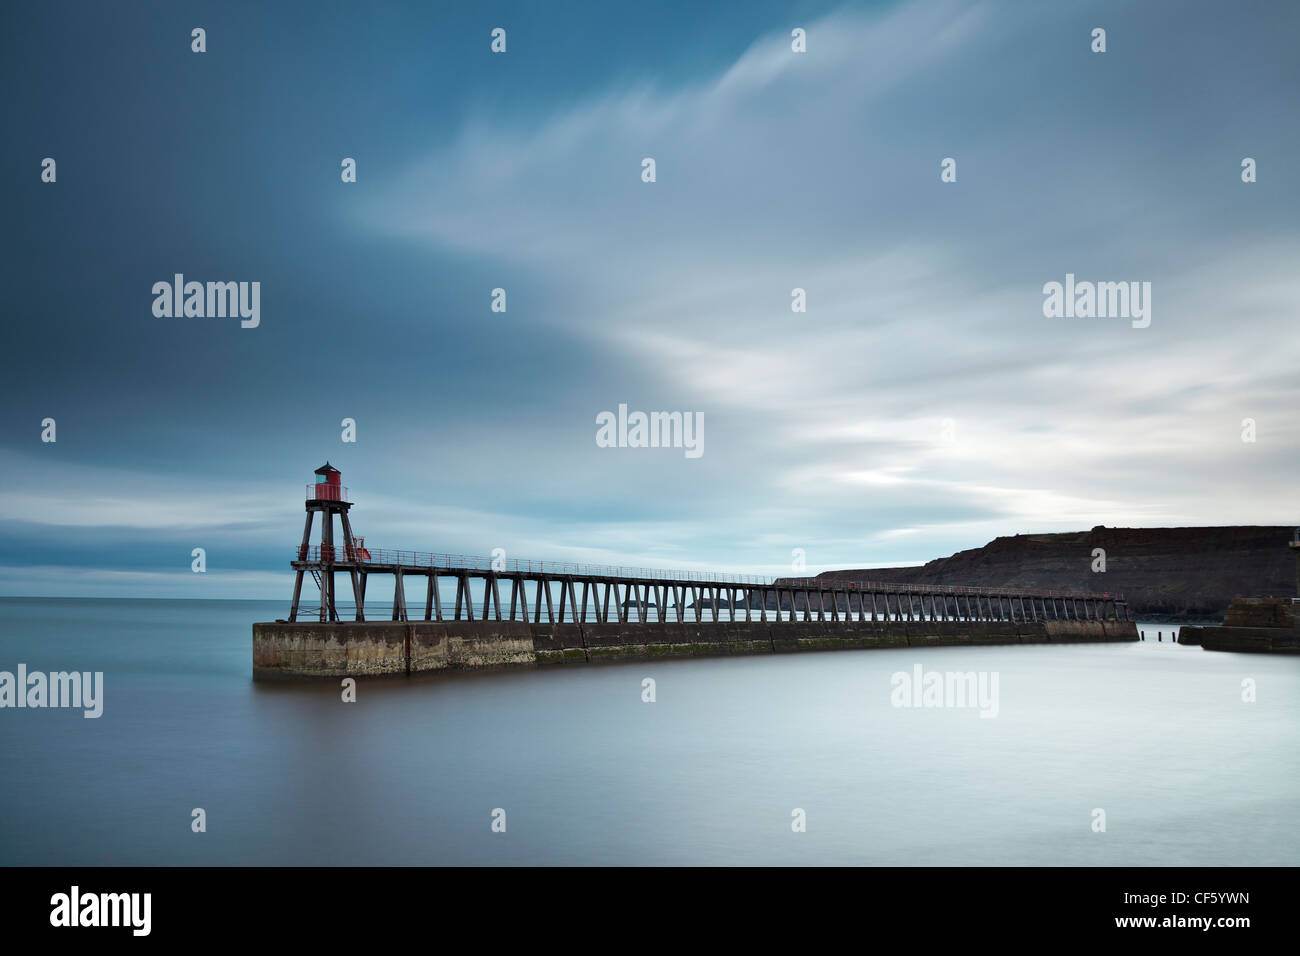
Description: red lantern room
309,462,345,502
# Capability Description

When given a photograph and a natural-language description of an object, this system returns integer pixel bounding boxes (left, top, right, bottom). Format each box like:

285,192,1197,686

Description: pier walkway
289,544,1128,625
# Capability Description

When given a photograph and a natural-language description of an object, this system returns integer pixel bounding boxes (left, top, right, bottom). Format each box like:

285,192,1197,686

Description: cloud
6,0,1298,598
0,450,288,533
355,0,1300,565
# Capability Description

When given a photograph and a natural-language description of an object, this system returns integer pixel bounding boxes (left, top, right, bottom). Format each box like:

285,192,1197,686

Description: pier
290,544,1129,627
254,465,1137,679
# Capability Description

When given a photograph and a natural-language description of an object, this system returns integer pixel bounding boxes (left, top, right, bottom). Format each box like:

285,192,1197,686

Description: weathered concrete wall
1222,597,1297,629
253,621,408,680
253,621,535,680
1178,624,1300,654
1177,598,1300,653
254,617,1136,680
409,621,536,672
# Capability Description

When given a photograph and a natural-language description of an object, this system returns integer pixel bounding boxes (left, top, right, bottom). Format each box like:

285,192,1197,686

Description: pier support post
392,569,408,622
507,577,520,621
516,577,529,621
454,574,471,620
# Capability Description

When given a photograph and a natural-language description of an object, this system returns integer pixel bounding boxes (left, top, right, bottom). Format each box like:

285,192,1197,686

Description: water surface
0,598,1295,865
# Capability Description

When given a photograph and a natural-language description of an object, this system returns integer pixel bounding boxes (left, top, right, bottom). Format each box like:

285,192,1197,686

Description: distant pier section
1177,528,1300,654
254,465,1136,679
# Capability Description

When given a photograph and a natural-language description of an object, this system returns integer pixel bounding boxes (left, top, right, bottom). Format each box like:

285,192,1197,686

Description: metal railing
294,546,774,585
293,548,1122,600
306,484,349,502
777,576,1119,601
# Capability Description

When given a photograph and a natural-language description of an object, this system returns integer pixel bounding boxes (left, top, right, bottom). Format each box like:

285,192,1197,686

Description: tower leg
297,510,315,560
339,510,363,621
290,507,314,622
289,570,304,622
321,508,335,621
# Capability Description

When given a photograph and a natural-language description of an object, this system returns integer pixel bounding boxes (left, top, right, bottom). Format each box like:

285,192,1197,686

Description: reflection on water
1,599,1296,865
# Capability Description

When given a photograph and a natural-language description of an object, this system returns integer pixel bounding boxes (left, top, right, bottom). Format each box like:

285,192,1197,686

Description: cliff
791,526,1296,622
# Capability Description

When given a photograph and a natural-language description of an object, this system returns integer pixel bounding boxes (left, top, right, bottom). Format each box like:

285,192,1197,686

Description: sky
1,0,1297,599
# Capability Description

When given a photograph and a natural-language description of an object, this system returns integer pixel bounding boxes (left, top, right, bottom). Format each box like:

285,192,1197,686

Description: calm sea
0,598,1296,865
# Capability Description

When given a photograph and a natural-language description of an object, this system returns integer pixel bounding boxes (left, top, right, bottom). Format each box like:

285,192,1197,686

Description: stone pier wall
1176,598,1300,653
253,617,1136,680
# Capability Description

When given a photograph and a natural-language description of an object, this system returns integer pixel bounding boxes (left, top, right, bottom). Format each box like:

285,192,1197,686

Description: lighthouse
290,463,364,622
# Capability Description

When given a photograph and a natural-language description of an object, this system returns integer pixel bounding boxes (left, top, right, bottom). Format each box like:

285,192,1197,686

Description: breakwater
1178,597,1299,653
252,617,1137,680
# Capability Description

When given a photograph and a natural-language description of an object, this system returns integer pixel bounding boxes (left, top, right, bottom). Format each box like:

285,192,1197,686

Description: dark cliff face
795,526,1297,622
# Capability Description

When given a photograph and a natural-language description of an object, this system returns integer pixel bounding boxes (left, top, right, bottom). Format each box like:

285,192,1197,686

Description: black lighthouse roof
314,462,341,476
